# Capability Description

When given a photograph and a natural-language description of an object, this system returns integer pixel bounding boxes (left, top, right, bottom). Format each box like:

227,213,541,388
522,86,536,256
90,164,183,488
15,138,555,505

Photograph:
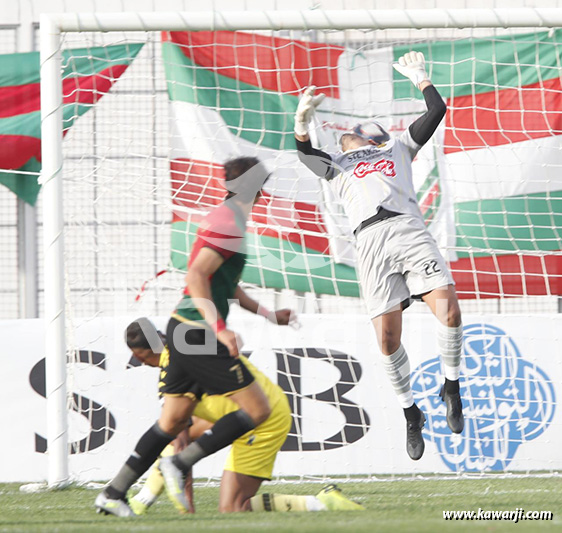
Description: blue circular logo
411,323,556,472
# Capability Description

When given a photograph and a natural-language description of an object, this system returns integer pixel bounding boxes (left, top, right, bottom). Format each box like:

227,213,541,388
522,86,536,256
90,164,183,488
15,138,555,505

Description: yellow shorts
224,393,292,480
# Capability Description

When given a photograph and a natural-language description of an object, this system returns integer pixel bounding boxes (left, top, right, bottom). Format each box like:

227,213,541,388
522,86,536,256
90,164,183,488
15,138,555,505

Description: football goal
39,9,562,487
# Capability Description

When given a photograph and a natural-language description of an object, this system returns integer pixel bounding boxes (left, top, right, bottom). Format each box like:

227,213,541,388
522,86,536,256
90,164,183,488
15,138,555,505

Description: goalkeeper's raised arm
294,86,336,179
394,51,447,147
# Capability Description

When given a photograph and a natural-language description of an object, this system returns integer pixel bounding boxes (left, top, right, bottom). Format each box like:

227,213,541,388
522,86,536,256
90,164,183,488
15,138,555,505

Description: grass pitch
0,476,560,532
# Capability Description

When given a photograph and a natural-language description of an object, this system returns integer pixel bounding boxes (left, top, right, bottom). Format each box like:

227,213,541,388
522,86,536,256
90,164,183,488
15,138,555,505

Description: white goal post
39,9,562,488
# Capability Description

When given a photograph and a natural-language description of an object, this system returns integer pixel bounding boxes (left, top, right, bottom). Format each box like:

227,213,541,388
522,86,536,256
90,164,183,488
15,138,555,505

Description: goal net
38,10,561,487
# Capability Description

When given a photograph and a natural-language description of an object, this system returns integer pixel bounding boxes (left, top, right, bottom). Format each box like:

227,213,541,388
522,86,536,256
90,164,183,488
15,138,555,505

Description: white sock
381,344,414,408
306,496,327,511
437,322,463,381
132,485,159,507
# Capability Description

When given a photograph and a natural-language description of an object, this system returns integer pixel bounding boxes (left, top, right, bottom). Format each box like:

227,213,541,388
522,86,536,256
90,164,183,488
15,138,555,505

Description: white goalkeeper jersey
327,128,423,231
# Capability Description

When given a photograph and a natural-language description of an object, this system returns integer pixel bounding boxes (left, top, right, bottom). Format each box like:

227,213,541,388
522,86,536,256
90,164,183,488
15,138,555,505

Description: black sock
107,422,175,498
104,485,127,500
444,378,460,394
197,410,256,455
404,403,421,422
126,422,175,474
174,410,255,471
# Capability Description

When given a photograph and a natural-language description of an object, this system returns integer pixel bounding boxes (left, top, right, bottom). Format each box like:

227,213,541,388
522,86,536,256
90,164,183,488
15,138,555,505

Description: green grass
0,477,560,533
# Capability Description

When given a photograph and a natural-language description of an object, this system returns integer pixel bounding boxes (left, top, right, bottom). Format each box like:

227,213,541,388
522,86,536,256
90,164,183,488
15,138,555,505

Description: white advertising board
0,313,560,482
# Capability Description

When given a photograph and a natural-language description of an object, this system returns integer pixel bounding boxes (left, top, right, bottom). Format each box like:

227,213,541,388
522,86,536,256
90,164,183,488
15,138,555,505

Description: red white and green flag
163,30,357,296
163,30,562,299
0,44,143,205
393,32,562,298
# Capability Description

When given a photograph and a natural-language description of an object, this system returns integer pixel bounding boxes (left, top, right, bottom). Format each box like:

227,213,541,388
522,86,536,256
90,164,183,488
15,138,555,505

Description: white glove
294,86,326,137
392,51,430,89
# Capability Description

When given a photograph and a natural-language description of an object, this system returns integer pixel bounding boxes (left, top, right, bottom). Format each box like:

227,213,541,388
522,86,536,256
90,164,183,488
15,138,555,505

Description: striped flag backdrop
163,30,562,299
0,43,144,205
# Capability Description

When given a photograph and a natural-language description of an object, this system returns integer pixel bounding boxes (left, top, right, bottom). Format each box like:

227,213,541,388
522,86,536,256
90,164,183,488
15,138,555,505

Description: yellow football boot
316,484,365,511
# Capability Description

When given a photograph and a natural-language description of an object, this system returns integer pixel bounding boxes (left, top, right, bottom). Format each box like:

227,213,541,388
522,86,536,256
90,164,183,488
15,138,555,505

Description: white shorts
356,214,454,318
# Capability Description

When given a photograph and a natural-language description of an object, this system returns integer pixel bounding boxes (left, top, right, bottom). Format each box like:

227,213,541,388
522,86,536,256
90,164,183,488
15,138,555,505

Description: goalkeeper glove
392,51,430,90
294,86,326,137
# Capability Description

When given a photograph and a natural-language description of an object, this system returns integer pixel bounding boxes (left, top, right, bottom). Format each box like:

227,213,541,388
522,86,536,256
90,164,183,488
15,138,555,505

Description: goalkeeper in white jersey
294,52,464,461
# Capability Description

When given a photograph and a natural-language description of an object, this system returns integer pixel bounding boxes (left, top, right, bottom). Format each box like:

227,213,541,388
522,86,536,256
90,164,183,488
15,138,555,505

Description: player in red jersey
96,157,295,517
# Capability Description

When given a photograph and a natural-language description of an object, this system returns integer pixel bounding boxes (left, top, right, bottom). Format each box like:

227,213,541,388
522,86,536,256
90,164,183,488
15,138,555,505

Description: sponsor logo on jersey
347,148,375,162
353,159,396,179
346,145,392,163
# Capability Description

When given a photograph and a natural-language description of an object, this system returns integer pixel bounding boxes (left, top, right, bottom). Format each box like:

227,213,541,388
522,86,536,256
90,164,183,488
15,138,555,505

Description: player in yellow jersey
126,318,364,514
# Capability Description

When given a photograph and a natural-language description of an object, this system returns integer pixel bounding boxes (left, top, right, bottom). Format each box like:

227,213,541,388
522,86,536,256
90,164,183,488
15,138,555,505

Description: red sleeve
189,207,244,264
195,225,242,260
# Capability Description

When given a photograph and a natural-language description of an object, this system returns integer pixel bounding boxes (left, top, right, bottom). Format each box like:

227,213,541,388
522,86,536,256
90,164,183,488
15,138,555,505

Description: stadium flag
163,31,359,296
391,32,562,297
0,44,144,206
163,30,562,298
